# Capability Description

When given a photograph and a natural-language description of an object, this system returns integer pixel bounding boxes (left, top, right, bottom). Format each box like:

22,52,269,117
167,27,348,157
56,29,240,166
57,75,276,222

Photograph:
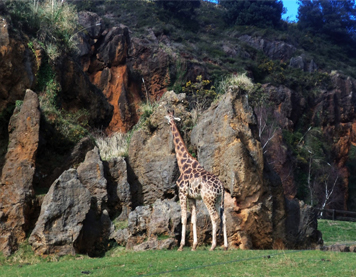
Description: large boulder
30,147,124,257
111,199,180,250
191,85,279,249
0,89,40,256
29,169,91,256
77,147,107,213
74,147,113,257
127,91,191,207
104,157,131,220
285,199,322,249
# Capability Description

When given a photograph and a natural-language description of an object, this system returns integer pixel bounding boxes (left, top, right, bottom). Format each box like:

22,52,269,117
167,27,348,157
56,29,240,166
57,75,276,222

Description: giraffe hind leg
208,204,219,251
178,195,187,251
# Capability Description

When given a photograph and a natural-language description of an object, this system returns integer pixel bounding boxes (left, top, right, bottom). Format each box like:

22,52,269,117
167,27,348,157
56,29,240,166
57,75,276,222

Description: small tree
220,0,285,28
155,0,201,19
297,0,356,44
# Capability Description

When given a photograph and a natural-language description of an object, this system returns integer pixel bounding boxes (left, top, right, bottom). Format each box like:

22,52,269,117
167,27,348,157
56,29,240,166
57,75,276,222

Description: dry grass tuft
94,132,128,160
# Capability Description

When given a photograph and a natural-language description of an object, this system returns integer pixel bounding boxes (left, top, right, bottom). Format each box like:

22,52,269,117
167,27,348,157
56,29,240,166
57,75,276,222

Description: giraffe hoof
223,246,228,251
178,246,183,251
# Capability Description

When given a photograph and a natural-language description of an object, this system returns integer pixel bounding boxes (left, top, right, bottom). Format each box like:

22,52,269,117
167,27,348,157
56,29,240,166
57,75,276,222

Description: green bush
6,0,78,60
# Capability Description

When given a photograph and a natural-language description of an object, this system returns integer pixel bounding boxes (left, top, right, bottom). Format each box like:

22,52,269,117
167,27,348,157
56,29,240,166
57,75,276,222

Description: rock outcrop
0,89,40,255
76,12,142,133
104,157,131,220
123,88,320,250
29,169,91,256
29,147,130,257
239,35,296,61
111,199,180,250
0,16,36,113
127,91,191,207
190,85,282,249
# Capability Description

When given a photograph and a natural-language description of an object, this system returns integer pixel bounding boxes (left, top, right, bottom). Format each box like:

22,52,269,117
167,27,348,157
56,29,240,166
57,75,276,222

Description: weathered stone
75,147,114,257
289,56,304,70
34,136,95,189
110,228,130,246
127,91,190,207
104,157,131,220
0,89,40,256
190,85,318,249
349,245,356,252
285,199,323,249
132,238,176,251
76,17,141,133
77,147,107,213
0,17,36,113
307,59,318,73
239,35,296,61
147,199,181,238
57,56,113,128
29,169,91,256
78,11,105,39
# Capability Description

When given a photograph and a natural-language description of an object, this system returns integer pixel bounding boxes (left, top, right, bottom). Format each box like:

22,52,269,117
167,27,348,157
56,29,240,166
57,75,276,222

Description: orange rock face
0,90,40,256
0,16,36,113
76,20,143,134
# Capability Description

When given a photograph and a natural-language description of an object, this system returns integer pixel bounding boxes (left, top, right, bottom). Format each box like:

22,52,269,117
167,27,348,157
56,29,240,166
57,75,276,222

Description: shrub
217,73,254,94
182,75,217,112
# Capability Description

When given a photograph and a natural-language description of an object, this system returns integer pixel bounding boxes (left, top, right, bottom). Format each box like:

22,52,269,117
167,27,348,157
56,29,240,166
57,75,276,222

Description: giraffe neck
170,121,195,171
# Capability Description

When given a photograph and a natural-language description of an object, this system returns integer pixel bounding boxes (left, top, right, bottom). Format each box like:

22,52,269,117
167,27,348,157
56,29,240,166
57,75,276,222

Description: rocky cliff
2,4,356,257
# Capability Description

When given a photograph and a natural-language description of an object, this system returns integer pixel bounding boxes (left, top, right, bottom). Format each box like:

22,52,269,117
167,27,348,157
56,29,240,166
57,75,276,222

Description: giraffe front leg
189,199,198,251
178,196,187,251
223,209,228,251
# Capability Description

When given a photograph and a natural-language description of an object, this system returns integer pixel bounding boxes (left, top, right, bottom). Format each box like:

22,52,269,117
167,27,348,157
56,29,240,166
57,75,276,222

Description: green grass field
0,220,355,277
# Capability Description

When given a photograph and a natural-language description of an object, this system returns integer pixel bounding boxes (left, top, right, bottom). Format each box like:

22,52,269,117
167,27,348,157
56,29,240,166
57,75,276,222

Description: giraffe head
165,109,181,125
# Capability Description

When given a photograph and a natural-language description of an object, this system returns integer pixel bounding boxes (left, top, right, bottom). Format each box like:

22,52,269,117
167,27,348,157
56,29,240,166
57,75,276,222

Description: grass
0,247,355,276
94,132,128,161
318,219,356,246
0,220,355,276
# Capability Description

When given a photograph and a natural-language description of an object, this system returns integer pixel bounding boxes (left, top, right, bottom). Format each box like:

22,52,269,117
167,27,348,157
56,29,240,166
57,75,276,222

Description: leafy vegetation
220,0,285,28
6,0,78,60
297,0,356,47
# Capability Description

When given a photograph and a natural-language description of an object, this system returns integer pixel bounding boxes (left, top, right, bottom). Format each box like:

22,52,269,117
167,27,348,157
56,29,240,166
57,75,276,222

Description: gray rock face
127,91,191,207
285,199,323,249
239,35,296,61
111,199,181,250
111,198,217,250
77,147,108,213
29,147,125,257
289,55,318,73
289,56,304,70
105,157,131,220
29,169,91,256
0,89,40,256
78,11,105,39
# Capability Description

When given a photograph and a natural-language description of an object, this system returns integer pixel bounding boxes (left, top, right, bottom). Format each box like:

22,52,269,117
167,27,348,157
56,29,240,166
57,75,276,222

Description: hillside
1,0,356,256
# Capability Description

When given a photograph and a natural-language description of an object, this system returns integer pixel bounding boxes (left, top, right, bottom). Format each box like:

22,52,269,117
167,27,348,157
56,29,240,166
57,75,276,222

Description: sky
282,0,299,21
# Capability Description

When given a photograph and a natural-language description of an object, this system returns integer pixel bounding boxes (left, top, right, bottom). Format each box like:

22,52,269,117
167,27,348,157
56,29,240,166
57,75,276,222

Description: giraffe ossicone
165,109,228,251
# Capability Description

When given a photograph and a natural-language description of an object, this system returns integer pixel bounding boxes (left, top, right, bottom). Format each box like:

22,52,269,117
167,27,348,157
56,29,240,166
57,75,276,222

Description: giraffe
165,109,228,251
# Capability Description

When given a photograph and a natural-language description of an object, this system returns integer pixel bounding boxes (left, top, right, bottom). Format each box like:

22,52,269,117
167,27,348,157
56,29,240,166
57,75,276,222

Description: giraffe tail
219,189,225,238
